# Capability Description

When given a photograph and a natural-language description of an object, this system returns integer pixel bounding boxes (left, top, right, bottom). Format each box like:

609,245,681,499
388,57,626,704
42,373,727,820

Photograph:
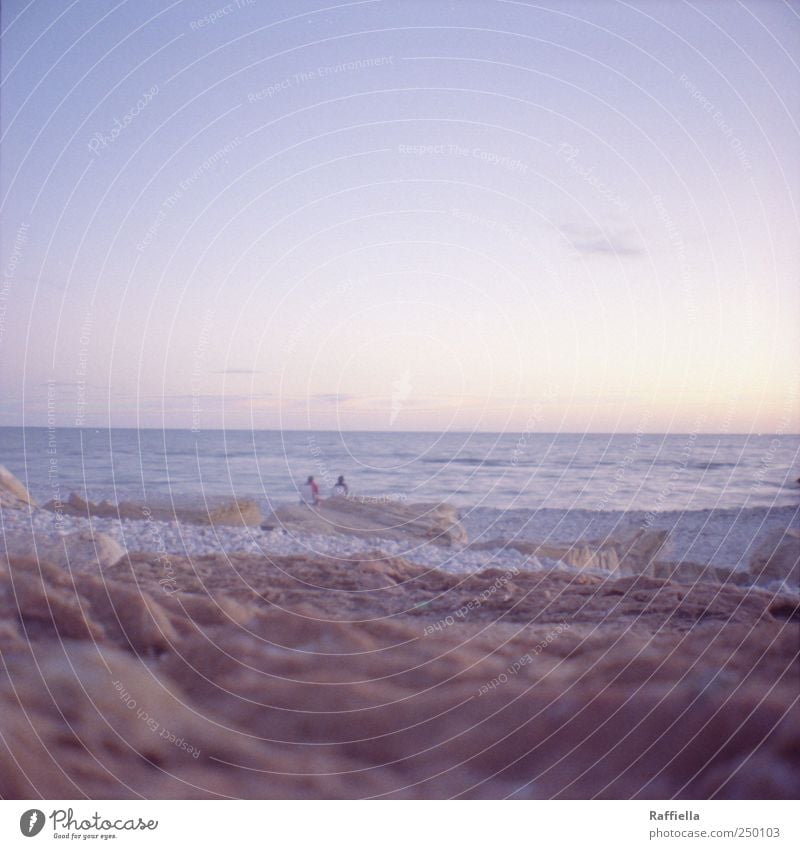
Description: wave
420,457,552,468
644,459,742,470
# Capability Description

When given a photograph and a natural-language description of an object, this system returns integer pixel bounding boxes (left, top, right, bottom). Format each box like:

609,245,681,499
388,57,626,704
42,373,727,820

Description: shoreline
1,463,798,799
3,494,797,580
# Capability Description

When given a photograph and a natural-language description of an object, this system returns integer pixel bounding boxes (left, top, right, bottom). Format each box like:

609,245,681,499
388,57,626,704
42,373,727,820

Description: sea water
1,427,798,513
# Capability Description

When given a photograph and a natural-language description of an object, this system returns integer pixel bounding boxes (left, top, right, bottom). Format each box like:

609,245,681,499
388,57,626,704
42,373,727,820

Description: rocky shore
1,465,798,798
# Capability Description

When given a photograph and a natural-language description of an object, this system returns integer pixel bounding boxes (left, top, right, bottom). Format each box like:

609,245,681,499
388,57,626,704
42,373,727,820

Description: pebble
2,502,796,576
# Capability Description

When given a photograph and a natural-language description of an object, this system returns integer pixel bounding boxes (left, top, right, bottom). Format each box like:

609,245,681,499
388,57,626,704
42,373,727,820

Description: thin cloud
311,393,355,404
560,222,644,258
35,380,105,391
166,392,271,402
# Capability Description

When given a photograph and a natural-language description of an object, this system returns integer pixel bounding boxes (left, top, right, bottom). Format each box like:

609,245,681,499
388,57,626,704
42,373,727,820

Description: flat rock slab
260,496,468,546
44,492,263,527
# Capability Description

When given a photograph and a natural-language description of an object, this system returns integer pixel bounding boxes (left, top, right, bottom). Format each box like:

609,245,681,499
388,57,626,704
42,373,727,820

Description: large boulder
0,465,37,510
44,492,263,527
749,529,800,587
260,496,468,546
2,528,125,572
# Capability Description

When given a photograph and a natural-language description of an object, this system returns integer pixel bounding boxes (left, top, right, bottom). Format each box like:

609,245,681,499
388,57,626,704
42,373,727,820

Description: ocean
2,427,798,513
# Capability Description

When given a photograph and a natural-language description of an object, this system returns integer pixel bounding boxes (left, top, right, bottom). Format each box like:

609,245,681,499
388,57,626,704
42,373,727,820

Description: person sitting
301,475,320,505
332,475,349,497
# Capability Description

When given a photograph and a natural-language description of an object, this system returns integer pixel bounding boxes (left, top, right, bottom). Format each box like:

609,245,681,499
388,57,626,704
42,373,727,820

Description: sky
1,0,799,433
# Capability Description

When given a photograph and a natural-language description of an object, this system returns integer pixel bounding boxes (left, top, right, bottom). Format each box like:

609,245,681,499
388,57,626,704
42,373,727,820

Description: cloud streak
560,222,644,258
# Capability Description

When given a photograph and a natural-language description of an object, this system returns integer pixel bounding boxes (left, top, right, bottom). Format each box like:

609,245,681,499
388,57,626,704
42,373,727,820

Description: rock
654,560,751,586
0,641,269,798
2,528,126,572
161,592,255,629
200,498,263,526
749,529,800,586
0,546,797,799
43,491,101,517
470,528,668,576
44,493,263,526
78,579,177,655
101,549,784,629
613,528,670,575
0,465,37,510
0,554,177,653
1,557,106,643
260,496,467,546
0,636,418,799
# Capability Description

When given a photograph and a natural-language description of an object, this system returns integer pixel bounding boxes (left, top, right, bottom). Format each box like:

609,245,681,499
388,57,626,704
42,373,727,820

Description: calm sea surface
1,427,798,513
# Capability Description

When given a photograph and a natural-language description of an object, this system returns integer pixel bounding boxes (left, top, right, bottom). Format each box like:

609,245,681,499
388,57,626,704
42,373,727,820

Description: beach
2,490,798,580
2,0,799,833
1,438,798,799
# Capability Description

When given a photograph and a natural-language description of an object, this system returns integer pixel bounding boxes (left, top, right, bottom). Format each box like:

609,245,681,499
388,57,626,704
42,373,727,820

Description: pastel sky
1,0,798,433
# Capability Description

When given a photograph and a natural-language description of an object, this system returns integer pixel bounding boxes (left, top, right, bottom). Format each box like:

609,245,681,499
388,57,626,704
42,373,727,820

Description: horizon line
2,425,798,437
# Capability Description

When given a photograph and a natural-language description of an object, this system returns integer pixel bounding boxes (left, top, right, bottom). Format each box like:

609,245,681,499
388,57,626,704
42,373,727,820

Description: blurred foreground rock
0,546,797,799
